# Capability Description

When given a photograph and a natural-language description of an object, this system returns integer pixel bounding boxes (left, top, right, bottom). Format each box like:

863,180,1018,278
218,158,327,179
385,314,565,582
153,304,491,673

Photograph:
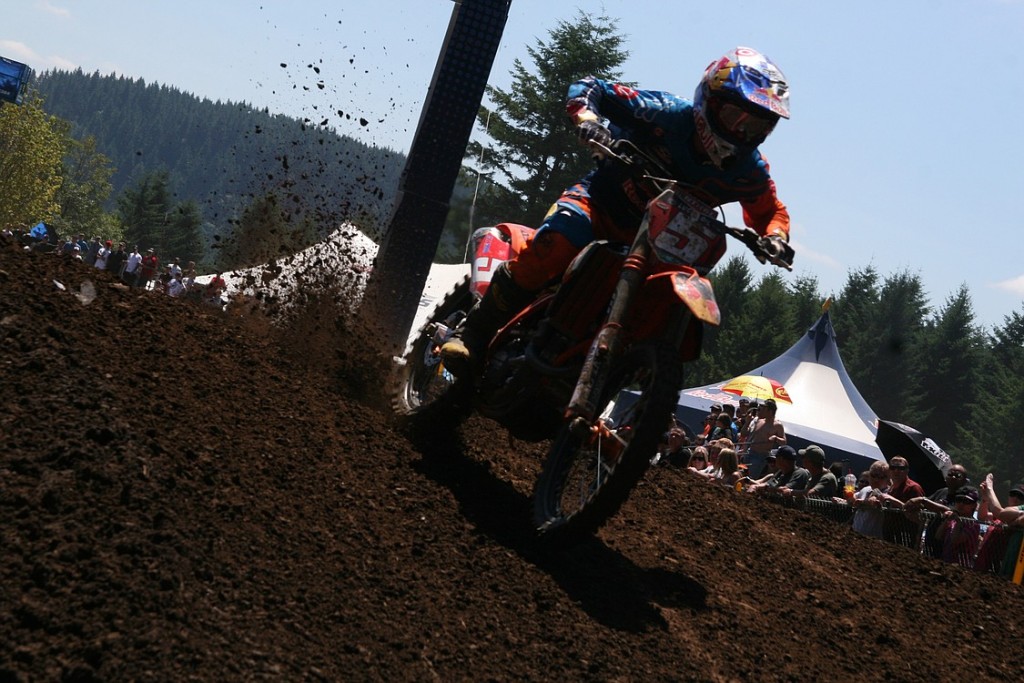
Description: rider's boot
440,262,534,379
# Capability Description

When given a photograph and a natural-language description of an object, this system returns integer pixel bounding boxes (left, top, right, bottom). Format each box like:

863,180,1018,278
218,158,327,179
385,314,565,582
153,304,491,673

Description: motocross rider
442,46,792,377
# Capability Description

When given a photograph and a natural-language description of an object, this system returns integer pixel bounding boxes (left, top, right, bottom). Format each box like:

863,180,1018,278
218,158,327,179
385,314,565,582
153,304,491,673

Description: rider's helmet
693,47,790,169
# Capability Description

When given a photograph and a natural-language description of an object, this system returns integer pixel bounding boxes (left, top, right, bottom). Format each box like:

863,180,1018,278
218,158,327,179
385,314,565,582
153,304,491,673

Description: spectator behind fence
749,445,808,494
698,448,741,487
661,427,691,468
711,412,738,443
905,463,970,558
686,447,709,472
935,486,981,569
838,461,891,539
744,451,779,487
884,456,925,508
698,404,722,444
782,445,837,500
742,398,785,480
977,475,1024,579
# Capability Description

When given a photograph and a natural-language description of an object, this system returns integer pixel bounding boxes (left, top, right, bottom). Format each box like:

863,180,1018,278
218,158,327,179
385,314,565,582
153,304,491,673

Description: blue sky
5,0,1024,329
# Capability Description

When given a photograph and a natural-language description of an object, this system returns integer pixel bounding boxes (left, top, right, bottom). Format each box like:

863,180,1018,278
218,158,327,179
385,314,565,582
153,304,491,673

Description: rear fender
470,223,536,298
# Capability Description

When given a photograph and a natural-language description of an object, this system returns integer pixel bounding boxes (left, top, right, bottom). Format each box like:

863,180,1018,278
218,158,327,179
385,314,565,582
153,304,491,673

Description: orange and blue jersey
562,76,789,241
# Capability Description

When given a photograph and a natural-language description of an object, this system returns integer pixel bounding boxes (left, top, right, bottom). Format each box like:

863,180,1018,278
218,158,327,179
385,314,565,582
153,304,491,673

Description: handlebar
588,139,794,271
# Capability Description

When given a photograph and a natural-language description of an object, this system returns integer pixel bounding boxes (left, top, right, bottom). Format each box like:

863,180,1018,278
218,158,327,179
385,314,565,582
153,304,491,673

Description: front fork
564,229,651,437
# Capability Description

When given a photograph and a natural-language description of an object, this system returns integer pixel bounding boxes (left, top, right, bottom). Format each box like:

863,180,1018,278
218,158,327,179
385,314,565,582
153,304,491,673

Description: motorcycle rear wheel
533,341,683,546
391,275,474,430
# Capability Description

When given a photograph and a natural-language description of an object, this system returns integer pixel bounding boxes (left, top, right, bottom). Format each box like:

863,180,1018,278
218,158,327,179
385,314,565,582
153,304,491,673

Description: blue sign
0,56,32,105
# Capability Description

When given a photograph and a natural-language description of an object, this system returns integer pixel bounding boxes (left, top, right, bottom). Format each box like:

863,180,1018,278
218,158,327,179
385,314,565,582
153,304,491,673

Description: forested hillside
34,69,404,240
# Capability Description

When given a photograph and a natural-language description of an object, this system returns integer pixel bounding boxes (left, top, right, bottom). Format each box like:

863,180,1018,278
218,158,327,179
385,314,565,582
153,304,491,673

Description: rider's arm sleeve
740,157,790,240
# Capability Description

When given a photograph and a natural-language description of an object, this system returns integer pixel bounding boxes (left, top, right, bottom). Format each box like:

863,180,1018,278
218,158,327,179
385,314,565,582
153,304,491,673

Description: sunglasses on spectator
947,471,966,478
889,465,908,471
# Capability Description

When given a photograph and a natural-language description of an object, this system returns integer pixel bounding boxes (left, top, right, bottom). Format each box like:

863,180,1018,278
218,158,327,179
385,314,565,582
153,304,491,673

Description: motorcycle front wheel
533,341,683,546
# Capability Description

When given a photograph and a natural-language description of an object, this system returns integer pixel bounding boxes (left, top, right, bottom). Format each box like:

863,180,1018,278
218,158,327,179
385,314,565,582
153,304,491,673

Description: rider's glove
577,120,612,147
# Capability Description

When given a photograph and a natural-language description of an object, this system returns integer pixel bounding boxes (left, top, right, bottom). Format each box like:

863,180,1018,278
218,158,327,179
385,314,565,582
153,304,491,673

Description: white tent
675,308,885,473
194,224,469,349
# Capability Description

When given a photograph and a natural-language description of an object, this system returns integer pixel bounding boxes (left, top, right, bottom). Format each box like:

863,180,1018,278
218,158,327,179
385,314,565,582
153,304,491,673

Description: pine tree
117,170,173,251
462,12,629,233
955,307,1024,492
918,285,985,459
164,200,204,266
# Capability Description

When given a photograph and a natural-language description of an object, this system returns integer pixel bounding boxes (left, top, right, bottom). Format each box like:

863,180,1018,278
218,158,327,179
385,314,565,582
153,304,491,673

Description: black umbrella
875,420,953,494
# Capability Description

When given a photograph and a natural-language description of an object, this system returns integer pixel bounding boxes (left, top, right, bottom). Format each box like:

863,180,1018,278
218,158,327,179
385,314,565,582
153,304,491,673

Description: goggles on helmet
708,98,778,146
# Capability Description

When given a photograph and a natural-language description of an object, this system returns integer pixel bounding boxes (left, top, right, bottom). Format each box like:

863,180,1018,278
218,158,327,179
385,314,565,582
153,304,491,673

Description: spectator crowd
6,229,228,307
656,401,1024,584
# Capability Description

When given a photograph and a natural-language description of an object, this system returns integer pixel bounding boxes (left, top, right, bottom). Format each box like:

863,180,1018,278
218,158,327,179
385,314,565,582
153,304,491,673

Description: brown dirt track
1,237,1022,682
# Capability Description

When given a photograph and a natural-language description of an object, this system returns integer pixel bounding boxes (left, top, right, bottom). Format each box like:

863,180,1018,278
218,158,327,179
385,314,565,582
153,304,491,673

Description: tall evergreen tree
687,256,755,385
787,273,825,337
467,12,629,230
955,307,1024,492
918,285,985,459
832,266,881,393
164,200,204,265
864,271,930,423
117,170,172,250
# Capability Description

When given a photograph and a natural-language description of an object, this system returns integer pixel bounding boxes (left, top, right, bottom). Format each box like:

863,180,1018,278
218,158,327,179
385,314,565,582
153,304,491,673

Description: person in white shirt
94,240,112,270
123,246,143,286
166,274,186,298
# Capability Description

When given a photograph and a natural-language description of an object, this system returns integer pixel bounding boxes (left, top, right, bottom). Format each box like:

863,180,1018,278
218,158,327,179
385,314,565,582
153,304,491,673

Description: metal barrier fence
760,492,1024,582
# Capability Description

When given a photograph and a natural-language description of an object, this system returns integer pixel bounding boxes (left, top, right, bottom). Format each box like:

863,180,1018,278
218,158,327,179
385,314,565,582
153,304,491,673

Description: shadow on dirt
405,422,708,633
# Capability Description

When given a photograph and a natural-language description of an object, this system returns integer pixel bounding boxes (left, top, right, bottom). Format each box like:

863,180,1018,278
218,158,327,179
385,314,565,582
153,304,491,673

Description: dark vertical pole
361,0,511,357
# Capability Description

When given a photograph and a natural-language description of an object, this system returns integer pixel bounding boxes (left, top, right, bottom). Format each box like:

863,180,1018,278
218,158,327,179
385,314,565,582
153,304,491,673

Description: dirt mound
1,239,1021,682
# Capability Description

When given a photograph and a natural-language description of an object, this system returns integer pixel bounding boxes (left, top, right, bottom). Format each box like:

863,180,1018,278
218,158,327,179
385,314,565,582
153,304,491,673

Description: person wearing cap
698,404,723,444
934,485,980,568
749,445,808,494
139,247,159,290
905,463,972,559
782,445,837,499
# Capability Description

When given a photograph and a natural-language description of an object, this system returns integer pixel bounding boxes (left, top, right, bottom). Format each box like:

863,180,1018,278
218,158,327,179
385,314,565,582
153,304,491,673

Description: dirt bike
392,139,794,545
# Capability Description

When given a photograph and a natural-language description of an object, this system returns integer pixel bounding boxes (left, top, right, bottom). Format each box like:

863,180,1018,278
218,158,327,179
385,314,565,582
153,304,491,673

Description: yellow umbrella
720,375,793,404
